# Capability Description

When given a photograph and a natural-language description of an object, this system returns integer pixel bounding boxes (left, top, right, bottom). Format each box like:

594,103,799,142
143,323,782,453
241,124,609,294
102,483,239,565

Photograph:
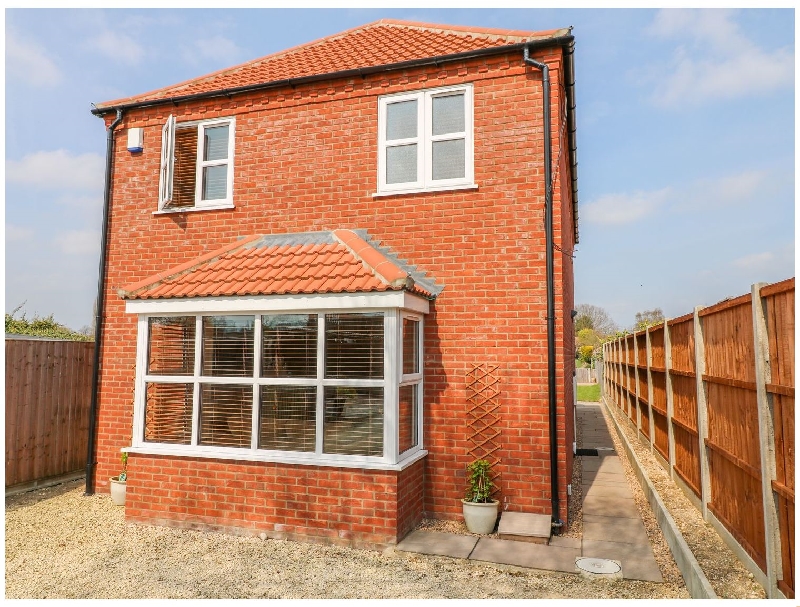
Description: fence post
751,282,782,598
664,319,676,479
693,305,711,520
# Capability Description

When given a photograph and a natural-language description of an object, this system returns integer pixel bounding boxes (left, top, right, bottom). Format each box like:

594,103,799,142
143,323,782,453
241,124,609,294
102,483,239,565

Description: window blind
324,313,384,379
199,384,253,448
398,384,418,454
259,386,316,452
148,316,195,375
402,318,419,375
322,386,383,456
170,127,198,209
144,382,193,444
261,314,317,378
202,316,254,377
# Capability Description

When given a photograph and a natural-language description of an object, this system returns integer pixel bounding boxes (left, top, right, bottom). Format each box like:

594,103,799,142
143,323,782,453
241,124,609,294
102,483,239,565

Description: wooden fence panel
671,373,701,496
763,279,795,597
5,338,93,488
602,278,793,597
651,372,669,460
650,326,665,368
702,298,767,570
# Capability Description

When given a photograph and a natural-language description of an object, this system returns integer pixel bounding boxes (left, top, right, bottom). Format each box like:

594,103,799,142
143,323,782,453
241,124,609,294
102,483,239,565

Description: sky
4,7,795,331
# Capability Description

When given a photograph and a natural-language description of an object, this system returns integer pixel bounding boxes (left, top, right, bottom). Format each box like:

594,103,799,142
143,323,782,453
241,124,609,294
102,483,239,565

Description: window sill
372,183,478,198
122,445,428,471
153,203,235,215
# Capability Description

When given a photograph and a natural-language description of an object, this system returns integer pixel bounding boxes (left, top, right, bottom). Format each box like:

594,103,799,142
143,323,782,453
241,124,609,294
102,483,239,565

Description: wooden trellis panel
466,364,501,492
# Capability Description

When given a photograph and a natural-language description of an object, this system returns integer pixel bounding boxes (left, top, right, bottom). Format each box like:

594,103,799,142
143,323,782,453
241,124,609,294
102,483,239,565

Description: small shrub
465,459,494,503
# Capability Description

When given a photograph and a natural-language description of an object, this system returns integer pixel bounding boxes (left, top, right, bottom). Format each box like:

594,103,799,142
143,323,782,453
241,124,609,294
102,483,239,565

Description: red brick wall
95,45,577,542
125,453,413,548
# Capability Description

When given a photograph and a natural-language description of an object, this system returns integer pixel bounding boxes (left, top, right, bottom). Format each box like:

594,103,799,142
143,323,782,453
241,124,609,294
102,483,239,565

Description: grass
576,383,601,402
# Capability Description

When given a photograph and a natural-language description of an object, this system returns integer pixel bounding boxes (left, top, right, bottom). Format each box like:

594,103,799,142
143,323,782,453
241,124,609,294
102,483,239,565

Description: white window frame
377,83,474,196
128,299,427,471
157,115,236,213
398,313,423,458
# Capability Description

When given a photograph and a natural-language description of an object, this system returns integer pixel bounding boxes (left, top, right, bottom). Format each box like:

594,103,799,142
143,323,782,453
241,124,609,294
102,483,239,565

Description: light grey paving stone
396,530,478,559
582,539,662,582
583,483,634,499
582,478,630,489
581,470,627,484
582,514,650,546
582,494,641,519
582,457,624,474
548,535,581,549
497,512,551,543
470,538,580,573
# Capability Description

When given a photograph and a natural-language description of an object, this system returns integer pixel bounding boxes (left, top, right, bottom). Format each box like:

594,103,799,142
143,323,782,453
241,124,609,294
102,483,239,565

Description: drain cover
575,557,622,578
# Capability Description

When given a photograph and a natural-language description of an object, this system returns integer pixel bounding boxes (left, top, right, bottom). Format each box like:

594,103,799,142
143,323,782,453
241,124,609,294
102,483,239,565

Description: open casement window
134,308,425,469
158,115,235,211
378,84,474,195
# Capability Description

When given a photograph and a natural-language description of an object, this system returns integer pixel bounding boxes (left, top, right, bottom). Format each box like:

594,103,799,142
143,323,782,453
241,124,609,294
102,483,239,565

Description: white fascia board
125,291,430,315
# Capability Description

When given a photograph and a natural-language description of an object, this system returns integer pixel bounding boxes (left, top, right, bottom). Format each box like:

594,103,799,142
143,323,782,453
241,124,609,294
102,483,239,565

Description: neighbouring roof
119,229,443,301
94,19,572,111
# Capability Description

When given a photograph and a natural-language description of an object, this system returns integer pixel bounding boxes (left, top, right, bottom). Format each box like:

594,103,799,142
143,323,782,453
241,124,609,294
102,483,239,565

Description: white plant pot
461,499,499,534
110,476,126,506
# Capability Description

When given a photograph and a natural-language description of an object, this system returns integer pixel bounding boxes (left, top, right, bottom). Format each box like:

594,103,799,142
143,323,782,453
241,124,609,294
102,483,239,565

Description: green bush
5,308,91,341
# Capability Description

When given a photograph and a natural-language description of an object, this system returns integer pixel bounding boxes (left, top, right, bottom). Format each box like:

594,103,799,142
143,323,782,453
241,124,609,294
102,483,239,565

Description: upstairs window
159,115,235,211
377,84,474,195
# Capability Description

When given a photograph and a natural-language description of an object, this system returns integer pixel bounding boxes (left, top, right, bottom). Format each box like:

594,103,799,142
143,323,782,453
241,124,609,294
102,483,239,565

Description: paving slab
582,494,641,519
497,512,551,544
396,530,478,559
582,476,630,488
470,537,580,573
583,483,634,499
549,536,581,549
582,458,624,474
582,514,650,546
582,539,663,582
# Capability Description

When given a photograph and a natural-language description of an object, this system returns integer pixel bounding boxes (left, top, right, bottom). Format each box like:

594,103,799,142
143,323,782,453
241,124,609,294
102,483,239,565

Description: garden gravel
4,398,765,600
8,479,689,599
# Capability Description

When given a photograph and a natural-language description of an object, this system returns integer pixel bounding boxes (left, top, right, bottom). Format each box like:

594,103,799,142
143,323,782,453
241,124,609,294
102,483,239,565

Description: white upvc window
130,306,425,470
157,115,235,212
377,84,474,195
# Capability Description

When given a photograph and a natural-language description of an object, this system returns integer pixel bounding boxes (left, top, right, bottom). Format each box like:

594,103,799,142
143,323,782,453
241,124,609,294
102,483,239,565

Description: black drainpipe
85,108,123,496
523,45,563,532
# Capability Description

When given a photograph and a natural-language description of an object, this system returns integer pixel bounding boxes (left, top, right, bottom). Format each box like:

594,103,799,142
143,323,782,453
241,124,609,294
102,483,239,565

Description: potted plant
109,452,128,506
461,459,499,534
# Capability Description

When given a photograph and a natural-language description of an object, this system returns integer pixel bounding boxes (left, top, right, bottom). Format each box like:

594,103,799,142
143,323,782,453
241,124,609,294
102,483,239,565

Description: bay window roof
118,229,442,301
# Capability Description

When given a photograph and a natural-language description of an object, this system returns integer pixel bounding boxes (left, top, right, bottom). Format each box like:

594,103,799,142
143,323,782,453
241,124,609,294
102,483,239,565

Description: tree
5,305,91,341
574,304,617,337
633,307,665,332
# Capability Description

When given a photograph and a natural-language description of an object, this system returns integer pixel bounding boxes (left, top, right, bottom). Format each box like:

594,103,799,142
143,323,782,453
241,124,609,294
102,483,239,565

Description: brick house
89,19,579,549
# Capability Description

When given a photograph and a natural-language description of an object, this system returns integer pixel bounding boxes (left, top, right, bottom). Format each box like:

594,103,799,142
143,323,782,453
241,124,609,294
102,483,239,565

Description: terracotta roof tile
96,20,570,110
120,229,441,301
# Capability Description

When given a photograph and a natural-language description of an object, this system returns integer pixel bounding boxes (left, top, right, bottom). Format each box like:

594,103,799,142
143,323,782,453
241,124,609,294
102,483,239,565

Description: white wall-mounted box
127,128,143,153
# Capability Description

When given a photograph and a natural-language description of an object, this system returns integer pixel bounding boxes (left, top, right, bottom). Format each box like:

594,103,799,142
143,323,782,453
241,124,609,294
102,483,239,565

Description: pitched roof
94,19,571,111
119,229,442,301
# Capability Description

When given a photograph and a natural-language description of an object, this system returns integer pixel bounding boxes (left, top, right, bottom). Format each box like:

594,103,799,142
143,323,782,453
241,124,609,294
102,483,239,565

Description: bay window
132,307,424,469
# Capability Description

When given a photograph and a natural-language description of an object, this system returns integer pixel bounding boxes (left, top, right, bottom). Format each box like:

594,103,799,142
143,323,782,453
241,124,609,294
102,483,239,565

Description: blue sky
5,8,795,331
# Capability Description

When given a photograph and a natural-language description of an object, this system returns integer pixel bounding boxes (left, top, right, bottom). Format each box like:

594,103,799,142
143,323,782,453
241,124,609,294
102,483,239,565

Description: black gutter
523,44,563,533
90,34,575,117
85,108,123,496
562,40,579,244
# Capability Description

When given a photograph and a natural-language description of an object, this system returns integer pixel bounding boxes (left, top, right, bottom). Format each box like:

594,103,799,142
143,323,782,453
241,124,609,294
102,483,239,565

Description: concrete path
397,401,662,582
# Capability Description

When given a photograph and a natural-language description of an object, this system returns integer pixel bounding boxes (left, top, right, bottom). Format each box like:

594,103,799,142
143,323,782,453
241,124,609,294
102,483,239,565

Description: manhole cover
575,557,622,578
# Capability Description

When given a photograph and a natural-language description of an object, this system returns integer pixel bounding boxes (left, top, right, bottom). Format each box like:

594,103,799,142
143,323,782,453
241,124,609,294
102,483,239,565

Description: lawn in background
577,383,600,402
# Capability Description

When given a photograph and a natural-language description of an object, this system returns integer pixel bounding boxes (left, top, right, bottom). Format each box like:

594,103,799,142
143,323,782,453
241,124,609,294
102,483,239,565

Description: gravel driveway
7,479,691,599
